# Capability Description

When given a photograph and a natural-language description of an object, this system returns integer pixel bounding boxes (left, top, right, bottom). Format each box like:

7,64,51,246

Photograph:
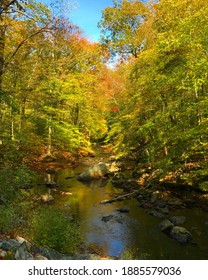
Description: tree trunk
72,103,79,125
0,17,6,91
100,190,139,204
47,119,52,156
10,106,15,141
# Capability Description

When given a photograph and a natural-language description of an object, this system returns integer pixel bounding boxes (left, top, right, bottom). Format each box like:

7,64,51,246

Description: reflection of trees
46,173,55,183
81,178,109,189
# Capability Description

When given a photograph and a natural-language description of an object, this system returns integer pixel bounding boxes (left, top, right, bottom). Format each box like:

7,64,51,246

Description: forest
0,0,207,260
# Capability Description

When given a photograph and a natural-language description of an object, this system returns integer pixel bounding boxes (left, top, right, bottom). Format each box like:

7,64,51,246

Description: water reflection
41,166,208,259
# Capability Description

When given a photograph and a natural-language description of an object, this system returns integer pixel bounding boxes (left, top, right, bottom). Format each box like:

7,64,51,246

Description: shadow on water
39,163,208,260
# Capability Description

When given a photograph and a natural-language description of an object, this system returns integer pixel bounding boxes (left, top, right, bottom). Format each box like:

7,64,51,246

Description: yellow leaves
99,0,148,58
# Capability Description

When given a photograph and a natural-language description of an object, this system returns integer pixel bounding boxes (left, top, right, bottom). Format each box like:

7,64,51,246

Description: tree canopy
99,0,208,188
0,0,208,259
0,0,207,190
0,0,109,159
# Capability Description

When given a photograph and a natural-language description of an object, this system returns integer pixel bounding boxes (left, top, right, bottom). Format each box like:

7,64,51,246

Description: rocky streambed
2,153,207,260
32,158,207,260
0,236,106,260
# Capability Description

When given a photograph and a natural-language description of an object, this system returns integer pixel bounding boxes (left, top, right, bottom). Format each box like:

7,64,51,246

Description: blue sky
70,0,114,42
41,0,114,42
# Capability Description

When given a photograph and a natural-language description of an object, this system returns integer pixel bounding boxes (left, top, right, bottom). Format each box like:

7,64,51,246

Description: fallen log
100,190,139,204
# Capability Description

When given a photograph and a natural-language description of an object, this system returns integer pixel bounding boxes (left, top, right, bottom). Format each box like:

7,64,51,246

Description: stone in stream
191,227,202,236
167,198,183,207
158,220,193,244
146,210,165,218
158,220,174,232
169,216,186,226
77,162,109,181
170,226,192,243
116,206,130,213
101,215,114,222
160,207,169,215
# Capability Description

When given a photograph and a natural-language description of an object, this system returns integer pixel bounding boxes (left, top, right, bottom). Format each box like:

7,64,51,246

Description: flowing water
39,157,208,260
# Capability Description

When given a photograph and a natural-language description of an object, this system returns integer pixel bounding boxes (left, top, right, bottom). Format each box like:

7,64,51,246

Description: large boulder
159,220,174,232
77,162,109,181
169,216,186,226
170,226,192,243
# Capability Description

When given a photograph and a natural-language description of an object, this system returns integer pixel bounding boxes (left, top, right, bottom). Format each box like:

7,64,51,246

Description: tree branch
0,1,18,17
4,25,51,69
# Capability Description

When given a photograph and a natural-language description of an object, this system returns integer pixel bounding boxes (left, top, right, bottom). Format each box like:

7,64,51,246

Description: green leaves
99,0,148,58
104,0,208,174
0,1,109,156
29,206,81,253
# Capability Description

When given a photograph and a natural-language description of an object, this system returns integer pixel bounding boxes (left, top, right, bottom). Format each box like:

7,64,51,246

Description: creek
37,153,208,260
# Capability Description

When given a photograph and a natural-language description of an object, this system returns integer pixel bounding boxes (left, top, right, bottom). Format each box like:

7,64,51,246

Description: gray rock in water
101,215,114,222
160,207,169,214
191,227,201,236
116,206,130,213
77,162,109,181
147,210,165,218
169,216,186,226
159,220,174,232
114,217,124,224
167,198,183,207
170,226,192,243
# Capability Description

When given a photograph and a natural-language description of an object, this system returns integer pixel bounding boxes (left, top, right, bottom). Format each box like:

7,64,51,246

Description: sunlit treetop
98,0,148,59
